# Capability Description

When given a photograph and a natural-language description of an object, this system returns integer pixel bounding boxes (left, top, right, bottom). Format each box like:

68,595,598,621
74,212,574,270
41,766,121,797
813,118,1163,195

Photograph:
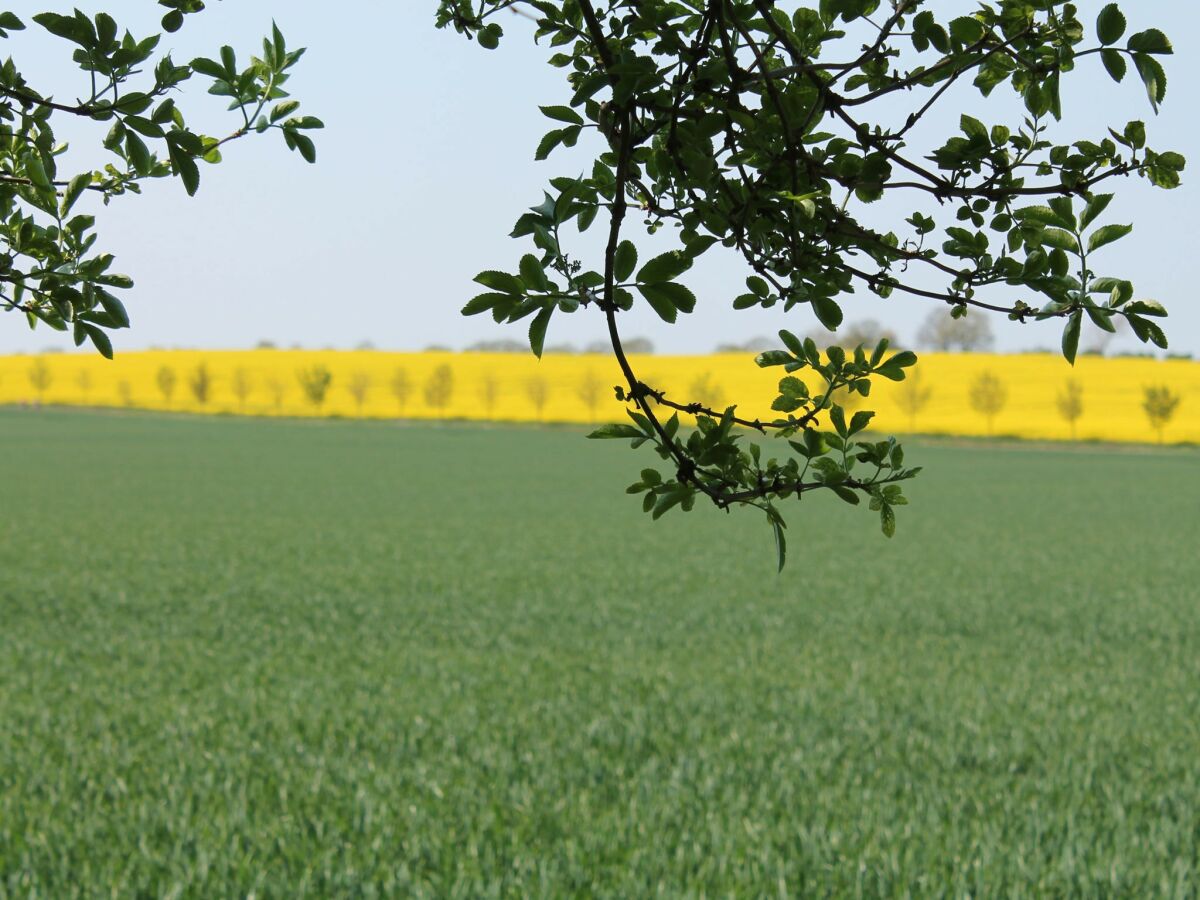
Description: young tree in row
296,365,332,410
895,369,934,433
188,363,211,406
442,1,1183,564
424,365,454,414
391,368,413,416
27,358,51,402
265,376,287,413
74,368,92,403
575,369,606,422
156,365,176,405
525,374,550,420
1056,379,1085,439
478,371,501,418
688,372,726,412
347,371,372,416
969,372,1008,436
116,379,133,408
231,368,253,412
1142,385,1181,444
0,7,319,356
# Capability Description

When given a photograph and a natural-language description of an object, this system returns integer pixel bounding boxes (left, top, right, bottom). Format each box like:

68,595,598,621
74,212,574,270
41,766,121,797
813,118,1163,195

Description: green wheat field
2,408,1198,897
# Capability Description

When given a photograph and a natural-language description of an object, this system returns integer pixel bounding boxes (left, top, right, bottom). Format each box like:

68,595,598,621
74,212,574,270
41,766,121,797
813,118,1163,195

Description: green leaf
519,254,548,291
1124,299,1167,317
461,292,511,316
1120,121,1146,150
830,404,848,437
588,423,643,439
61,173,91,216
1079,194,1114,230
636,250,691,284
534,129,563,161
614,241,637,281
1039,228,1080,253
1101,49,1127,83
756,350,794,368
96,289,129,328
83,324,113,359
1017,205,1074,230
540,104,583,125
169,142,199,196
125,131,152,176
528,306,552,358
778,329,805,357
637,284,679,323
190,56,226,79
771,518,786,572
1096,4,1126,45
1127,314,1168,349
810,295,843,331
477,22,502,49
875,351,918,381
643,282,696,316
960,114,988,142
1088,223,1132,253
291,133,317,164
880,502,896,538
1127,29,1172,55
848,410,875,435
1133,54,1167,111
1061,310,1082,365
473,270,524,295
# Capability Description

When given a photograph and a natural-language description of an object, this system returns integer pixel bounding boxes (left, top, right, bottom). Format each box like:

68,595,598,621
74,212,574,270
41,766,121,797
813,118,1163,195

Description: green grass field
2,409,1198,897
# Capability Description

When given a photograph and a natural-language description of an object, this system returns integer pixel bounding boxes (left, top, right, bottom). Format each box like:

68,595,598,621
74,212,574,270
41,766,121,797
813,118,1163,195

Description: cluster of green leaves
439,0,1182,564
0,3,319,356
600,332,920,567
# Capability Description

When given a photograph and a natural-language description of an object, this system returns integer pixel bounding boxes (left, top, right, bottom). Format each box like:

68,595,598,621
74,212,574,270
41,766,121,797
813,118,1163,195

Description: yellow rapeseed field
1,349,1196,444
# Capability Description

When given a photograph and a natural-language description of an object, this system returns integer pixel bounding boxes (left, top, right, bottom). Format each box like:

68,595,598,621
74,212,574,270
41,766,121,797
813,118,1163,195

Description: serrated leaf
1039,228,1080,253
1133,54,1167,111
811,296,842,331
534,128,563,161
1127,29,1172,55
756,350,794,368
540,104,583,125
1096,4,1126,45
636,250,691,284
1101,49,1127,82
461,292,509,316
1088,224,1132,253
1079,194,1114,230
614,241,637,281
473,270,524,295
528,306,552,358
519,254,548,292
779,329,805,357
638,283,695,321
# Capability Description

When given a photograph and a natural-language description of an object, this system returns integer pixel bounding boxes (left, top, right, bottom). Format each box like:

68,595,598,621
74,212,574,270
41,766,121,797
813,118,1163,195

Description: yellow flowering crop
0,349,1196,444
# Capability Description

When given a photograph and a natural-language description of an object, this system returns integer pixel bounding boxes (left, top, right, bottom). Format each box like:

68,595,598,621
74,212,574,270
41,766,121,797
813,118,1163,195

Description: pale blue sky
3,2,1197,355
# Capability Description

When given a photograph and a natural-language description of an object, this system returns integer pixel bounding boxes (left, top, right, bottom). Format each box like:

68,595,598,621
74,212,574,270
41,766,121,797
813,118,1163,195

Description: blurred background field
1,409,1197,895
1,349,1197,444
